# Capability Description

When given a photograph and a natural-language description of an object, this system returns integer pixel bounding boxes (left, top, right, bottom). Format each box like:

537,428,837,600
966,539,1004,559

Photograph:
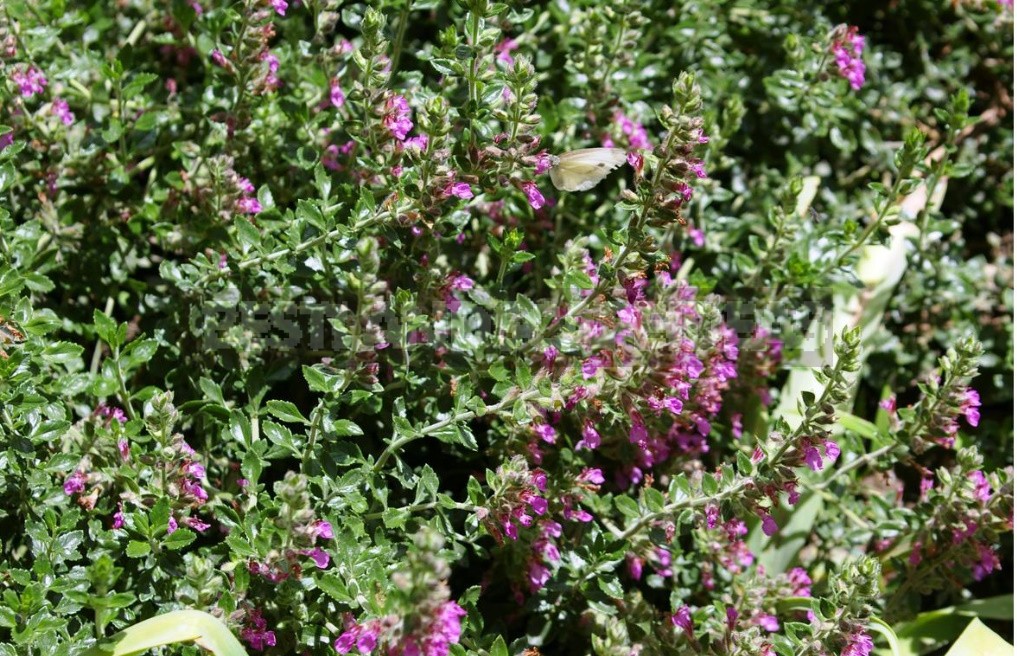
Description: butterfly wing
549,148,628,191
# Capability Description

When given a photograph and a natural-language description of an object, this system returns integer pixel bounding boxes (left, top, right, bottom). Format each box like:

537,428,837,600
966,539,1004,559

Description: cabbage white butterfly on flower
549,147,628,192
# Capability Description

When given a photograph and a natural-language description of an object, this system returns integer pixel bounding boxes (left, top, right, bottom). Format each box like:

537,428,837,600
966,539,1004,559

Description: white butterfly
548,147,628,192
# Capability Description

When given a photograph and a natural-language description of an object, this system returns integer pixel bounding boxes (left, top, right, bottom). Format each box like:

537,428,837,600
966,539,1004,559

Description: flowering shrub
0,1,1013,656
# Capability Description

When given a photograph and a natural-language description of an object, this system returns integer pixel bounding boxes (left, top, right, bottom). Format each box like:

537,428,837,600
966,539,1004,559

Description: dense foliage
0,1,1013,655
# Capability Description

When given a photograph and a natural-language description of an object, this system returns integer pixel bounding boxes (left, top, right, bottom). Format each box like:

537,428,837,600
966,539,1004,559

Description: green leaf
122,72,159,97
488,636,509,656
93,310,119,347
134,111,158,131
316,574,353,604
163,528,196,550
265,400,308,424
614,496,640,518
736,451,753,475
125,541,151,558
303,365,330,393
234,217,261,252
333,420,363,437
839,413,878,439
224,534,256,558
597,577,624,599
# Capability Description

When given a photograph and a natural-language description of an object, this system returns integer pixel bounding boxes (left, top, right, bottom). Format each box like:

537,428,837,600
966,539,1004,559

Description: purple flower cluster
234,176,263,214
441,272,474,313
12,65,48,97
95,403,128,425
607,111,652,150
240,608,277,652
831,26,866,90
51,98,75,125
567,272,744,484
383,94,414,141
248,518,333,582
334,601,467,656
840,630,874,656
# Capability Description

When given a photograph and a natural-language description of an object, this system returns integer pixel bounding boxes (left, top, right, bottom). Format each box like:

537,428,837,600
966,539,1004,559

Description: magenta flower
528,560,551,591
383,94,413,141
330,79,345,108
184,461,206,478
756,614,779,632
12,65,47,97
629,416,648,445
617,304,639,326
534,423,556,444
118,439,130,461
705,504,720,529
534,152,553,175
909,542,923,566
185,516,211,532
444,181,474,200
435,601,467,646
841,631,874,656
494,38,518,65
357,630,379,654
314,519,335,539
960,388,981,427
112,503,125,529
526,493,548,515
0,132,12,151
969,470,992,502
626,150,644,175
579,468,604,485
671,605,693,635
614,111,651,149
403,134,428,151
760,513,778,536
543,345,558,367
236,196,263,214
235,176,255,194
522,181,546,209
787,567,812,596
803,445,824,471
241,608,277,652
688,228,705,247
562,502,592,523
182,477,208,504
785,481,801,505
270,0,288,15
832,27,866,90
259,51,280,90
443,273,474,313
303,547,331,569
96,404,128,424
581,355,602,379
167,516,178,534
663,396,683,415
972,543,1001,581
63,470,86,495
211,49,229,68
51,98,75,125
627,554,644,580
577,420,601,450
